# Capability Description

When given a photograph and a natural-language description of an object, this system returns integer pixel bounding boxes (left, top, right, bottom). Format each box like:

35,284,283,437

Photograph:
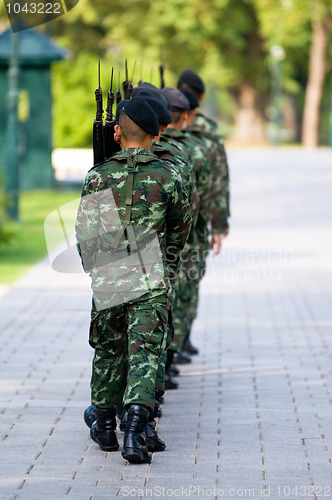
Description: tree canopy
1,0,331,146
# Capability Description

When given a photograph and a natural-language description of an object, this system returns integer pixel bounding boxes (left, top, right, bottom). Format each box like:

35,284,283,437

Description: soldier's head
138,92,172,139
179,88,199,126
132,82,171,110
161,87,190,130
177,69,205,102
114,96,159,150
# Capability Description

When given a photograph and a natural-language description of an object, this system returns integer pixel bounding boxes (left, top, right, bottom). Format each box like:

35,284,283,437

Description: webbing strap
111,155,137,251
124,170,134,226
106,153,151,292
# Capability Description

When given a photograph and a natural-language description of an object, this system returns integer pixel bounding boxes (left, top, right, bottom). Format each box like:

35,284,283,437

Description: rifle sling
112,155,137,253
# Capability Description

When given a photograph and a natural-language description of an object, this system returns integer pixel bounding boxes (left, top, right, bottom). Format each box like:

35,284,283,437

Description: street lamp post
270,45,286,146
3,30,20,220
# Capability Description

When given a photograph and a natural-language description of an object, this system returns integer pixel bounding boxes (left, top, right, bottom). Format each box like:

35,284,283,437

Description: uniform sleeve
165,173,192,281
211,137,230,235
75,172,102,274
192,144,212,232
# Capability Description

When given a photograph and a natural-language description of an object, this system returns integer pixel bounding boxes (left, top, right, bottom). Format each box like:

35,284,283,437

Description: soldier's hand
210,234,223,256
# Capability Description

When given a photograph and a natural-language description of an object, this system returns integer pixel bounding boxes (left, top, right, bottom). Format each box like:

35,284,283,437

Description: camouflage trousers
155,316,174,394
171,249,207,352
89,294,171,411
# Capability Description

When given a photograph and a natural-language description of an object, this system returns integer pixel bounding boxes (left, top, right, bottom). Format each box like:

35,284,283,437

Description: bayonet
116,70,122,105
105,67,115,124
159,47,165,88
93,60,105,166
123,59,131,99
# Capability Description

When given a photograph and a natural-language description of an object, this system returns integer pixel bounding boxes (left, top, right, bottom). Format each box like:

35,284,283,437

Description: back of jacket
76,148,192,309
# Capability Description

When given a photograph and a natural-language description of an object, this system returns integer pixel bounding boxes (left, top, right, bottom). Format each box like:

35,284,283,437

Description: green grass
0,189,81,285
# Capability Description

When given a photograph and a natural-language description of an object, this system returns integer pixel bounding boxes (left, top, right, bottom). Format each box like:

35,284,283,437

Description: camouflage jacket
182,129,213,250
151,139,196,224
75,148,192,310
188,112,230,235
160,128,206,233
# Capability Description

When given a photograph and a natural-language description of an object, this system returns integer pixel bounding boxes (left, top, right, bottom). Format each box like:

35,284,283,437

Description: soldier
158,87,212,381
178,70,230,244
76,96,192,464
177,69,231,356
131,88,197,390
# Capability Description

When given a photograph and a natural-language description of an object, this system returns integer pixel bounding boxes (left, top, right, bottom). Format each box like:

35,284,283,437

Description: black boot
151,400,162,419
84,405,97,429
145,413,166,452
90,407,119,452
165,374,179,390
116,403,124,420
122,404,152,464
183,338,199,355
120,408,128,432
173,351,191,364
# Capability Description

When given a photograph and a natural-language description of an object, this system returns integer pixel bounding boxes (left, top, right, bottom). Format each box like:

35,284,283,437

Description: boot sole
122,448,152,464
97,443,119,452
146,442,166,452
90,431,119,452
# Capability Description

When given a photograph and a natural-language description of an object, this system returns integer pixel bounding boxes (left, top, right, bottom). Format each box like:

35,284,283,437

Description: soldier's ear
114,124,121,144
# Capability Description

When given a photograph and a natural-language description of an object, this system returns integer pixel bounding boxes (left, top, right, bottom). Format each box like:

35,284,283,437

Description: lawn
0,189,81,285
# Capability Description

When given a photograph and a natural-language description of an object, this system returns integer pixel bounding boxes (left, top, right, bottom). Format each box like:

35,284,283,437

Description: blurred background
1,0,332,148
0,0,331,286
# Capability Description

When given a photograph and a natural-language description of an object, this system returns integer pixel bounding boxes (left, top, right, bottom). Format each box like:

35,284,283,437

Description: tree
302,0,332,147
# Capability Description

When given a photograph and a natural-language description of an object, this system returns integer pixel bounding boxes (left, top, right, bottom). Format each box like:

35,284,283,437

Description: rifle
138,60,143,86
116,71,122,105
93,60,105,166
127,60,136,97
123,59,132,99
159,47,165,88
103,68,120,159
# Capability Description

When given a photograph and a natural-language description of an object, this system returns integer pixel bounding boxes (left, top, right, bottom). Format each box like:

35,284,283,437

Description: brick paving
1,147,332,500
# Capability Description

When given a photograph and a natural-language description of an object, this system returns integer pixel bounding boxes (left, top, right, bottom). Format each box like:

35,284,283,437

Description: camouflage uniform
150,139,194,395
76,147,191,410
158,132,200,225
161,128,212,353
171,112,230,348
191,112,230,236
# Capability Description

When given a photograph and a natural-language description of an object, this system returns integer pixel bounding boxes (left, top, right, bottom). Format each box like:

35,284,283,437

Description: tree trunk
231,82,267,143
302,14,331,147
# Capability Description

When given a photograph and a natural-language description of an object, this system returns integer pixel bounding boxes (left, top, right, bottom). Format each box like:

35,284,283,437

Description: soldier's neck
121,138,154,150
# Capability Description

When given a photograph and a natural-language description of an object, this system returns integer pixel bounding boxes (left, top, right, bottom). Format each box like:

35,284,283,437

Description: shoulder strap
112,153,137,251
109,152,152,293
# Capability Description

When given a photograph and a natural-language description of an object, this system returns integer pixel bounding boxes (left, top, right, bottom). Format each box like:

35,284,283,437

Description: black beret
121,96,159,136
132,82,171,110
178,70,205,94
115,99,130,121
179,88,199,109
137,92,172,125
162,87,190,111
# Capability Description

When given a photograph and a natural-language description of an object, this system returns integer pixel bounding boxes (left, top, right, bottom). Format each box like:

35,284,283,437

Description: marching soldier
76,96,192,464
177,69,231,356
159,87,212,377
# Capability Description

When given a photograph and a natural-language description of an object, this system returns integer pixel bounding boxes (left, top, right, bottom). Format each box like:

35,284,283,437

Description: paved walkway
1,148,332,500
